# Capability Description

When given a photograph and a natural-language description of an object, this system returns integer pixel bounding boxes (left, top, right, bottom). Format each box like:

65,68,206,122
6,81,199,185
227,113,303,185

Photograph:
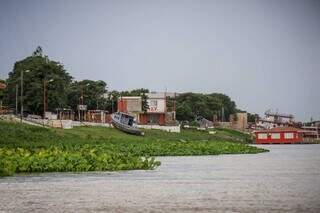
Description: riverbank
0,121,267,176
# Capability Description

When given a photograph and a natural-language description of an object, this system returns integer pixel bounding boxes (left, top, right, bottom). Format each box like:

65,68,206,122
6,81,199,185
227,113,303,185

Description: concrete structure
255,127,303,144
230,112,248,130
117,92,176,126
301,125,320,141
85,110,110,123
138,124,180,133
56,108,75,120
139,93,166,125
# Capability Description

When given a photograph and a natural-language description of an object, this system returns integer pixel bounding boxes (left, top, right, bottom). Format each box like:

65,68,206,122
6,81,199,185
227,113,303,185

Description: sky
0,0,319,121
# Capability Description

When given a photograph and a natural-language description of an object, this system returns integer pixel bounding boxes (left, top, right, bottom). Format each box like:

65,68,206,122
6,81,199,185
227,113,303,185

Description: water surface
1,145,320,212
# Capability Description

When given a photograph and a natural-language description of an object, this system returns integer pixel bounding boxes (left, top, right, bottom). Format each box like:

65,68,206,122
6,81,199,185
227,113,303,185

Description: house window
258,133,267,139
271,133,280,139
284,133,294,139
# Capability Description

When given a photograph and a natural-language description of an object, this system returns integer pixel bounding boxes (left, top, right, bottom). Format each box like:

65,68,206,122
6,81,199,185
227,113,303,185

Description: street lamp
79,83,90,122
110,94,114,113
43,79,54,119
20,69,30,122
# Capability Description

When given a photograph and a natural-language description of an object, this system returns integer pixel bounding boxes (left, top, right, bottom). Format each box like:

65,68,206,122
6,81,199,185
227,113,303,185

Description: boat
111,112,144,136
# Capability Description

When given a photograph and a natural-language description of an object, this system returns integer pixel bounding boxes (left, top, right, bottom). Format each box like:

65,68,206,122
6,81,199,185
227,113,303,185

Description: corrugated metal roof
258,127,302,133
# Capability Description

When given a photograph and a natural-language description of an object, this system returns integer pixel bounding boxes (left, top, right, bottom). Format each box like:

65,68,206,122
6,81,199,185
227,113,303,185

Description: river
1,145,320,212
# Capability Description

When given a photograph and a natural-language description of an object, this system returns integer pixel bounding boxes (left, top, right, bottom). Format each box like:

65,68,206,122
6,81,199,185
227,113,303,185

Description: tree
176,102,194,121
175,92,237,122
4,47,73,115
105,90,121,113
247,113,258,123
120,88,149,96
67,80,108,111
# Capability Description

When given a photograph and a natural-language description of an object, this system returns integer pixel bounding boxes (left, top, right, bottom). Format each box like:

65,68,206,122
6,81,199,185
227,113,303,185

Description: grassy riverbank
0,121,267,176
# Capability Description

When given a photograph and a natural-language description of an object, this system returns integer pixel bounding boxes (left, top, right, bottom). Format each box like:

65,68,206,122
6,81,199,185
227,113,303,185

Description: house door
148,114,159,124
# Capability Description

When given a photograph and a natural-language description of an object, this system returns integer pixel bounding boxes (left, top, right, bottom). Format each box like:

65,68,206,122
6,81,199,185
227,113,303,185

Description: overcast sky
0,0,319,121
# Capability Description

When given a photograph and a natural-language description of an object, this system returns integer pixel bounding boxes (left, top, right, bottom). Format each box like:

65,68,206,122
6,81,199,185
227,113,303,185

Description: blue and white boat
111,112,144,135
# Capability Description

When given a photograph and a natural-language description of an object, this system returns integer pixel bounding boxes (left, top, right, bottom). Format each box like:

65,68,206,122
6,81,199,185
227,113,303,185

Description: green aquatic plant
0,121,267,176
0,146,160,176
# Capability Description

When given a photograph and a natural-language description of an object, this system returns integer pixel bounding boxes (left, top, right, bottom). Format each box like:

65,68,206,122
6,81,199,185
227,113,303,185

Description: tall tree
175,92,237,122
4,47,73,115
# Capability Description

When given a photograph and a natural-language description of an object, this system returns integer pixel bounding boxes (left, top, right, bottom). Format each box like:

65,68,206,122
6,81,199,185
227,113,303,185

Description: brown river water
1,145,320,213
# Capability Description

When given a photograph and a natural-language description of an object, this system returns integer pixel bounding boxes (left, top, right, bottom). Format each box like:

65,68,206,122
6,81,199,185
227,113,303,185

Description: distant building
256,110,295,129
255,127,303,144
117,92,176,125
230,112,248,130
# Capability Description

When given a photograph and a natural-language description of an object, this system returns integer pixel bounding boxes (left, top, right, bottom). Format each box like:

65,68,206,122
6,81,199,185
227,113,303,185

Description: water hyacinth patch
0,146,160,176
0,121,267,176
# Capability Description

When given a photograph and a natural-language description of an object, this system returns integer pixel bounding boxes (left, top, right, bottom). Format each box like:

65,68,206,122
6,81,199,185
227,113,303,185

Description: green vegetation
0,121,267,176
0,146,159,177
174,92,236,122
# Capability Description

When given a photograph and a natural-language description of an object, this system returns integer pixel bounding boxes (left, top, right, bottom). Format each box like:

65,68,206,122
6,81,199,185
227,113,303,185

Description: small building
255,127,303,144
300,126,320,142
117,92,175,125
85,110,110,123
56,108,75,120
230,112,248,130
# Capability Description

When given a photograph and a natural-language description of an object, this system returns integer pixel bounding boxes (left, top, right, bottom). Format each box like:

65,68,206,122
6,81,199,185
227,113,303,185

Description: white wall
147,99,165,113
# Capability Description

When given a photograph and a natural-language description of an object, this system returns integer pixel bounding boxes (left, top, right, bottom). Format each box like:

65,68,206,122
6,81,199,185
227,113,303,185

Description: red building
255,127,303,144
117,93,174,125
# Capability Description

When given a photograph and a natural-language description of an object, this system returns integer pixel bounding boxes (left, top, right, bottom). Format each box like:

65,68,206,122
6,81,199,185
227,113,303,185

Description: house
255,127,303,144
117,92,176,125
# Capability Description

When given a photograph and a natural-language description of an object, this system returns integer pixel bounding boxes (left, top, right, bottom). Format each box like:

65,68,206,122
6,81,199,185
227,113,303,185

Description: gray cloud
0,0,319,121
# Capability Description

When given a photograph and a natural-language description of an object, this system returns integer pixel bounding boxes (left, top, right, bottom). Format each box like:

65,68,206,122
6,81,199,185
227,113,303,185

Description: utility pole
173,92,176,121
20,70,30,122
43,80,46,118
110,94,114,113
43,79,53,119
20,70,23,122
15,84,18,115
80,83,83,122
221,107,225,122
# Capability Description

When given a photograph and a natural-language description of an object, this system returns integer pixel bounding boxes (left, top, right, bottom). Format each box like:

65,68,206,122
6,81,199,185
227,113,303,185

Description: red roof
257,127,302,133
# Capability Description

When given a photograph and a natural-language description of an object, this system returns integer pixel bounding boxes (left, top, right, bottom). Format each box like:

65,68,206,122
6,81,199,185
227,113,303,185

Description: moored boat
111,112,144,135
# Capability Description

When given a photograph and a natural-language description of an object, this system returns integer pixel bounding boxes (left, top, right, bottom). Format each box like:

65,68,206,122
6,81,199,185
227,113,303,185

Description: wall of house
147,99,165,113
139,113,166,125
255,131,302,144
118,99,127,113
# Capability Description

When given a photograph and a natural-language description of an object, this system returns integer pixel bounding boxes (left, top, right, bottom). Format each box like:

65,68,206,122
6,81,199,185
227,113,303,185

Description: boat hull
111,114,143,135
